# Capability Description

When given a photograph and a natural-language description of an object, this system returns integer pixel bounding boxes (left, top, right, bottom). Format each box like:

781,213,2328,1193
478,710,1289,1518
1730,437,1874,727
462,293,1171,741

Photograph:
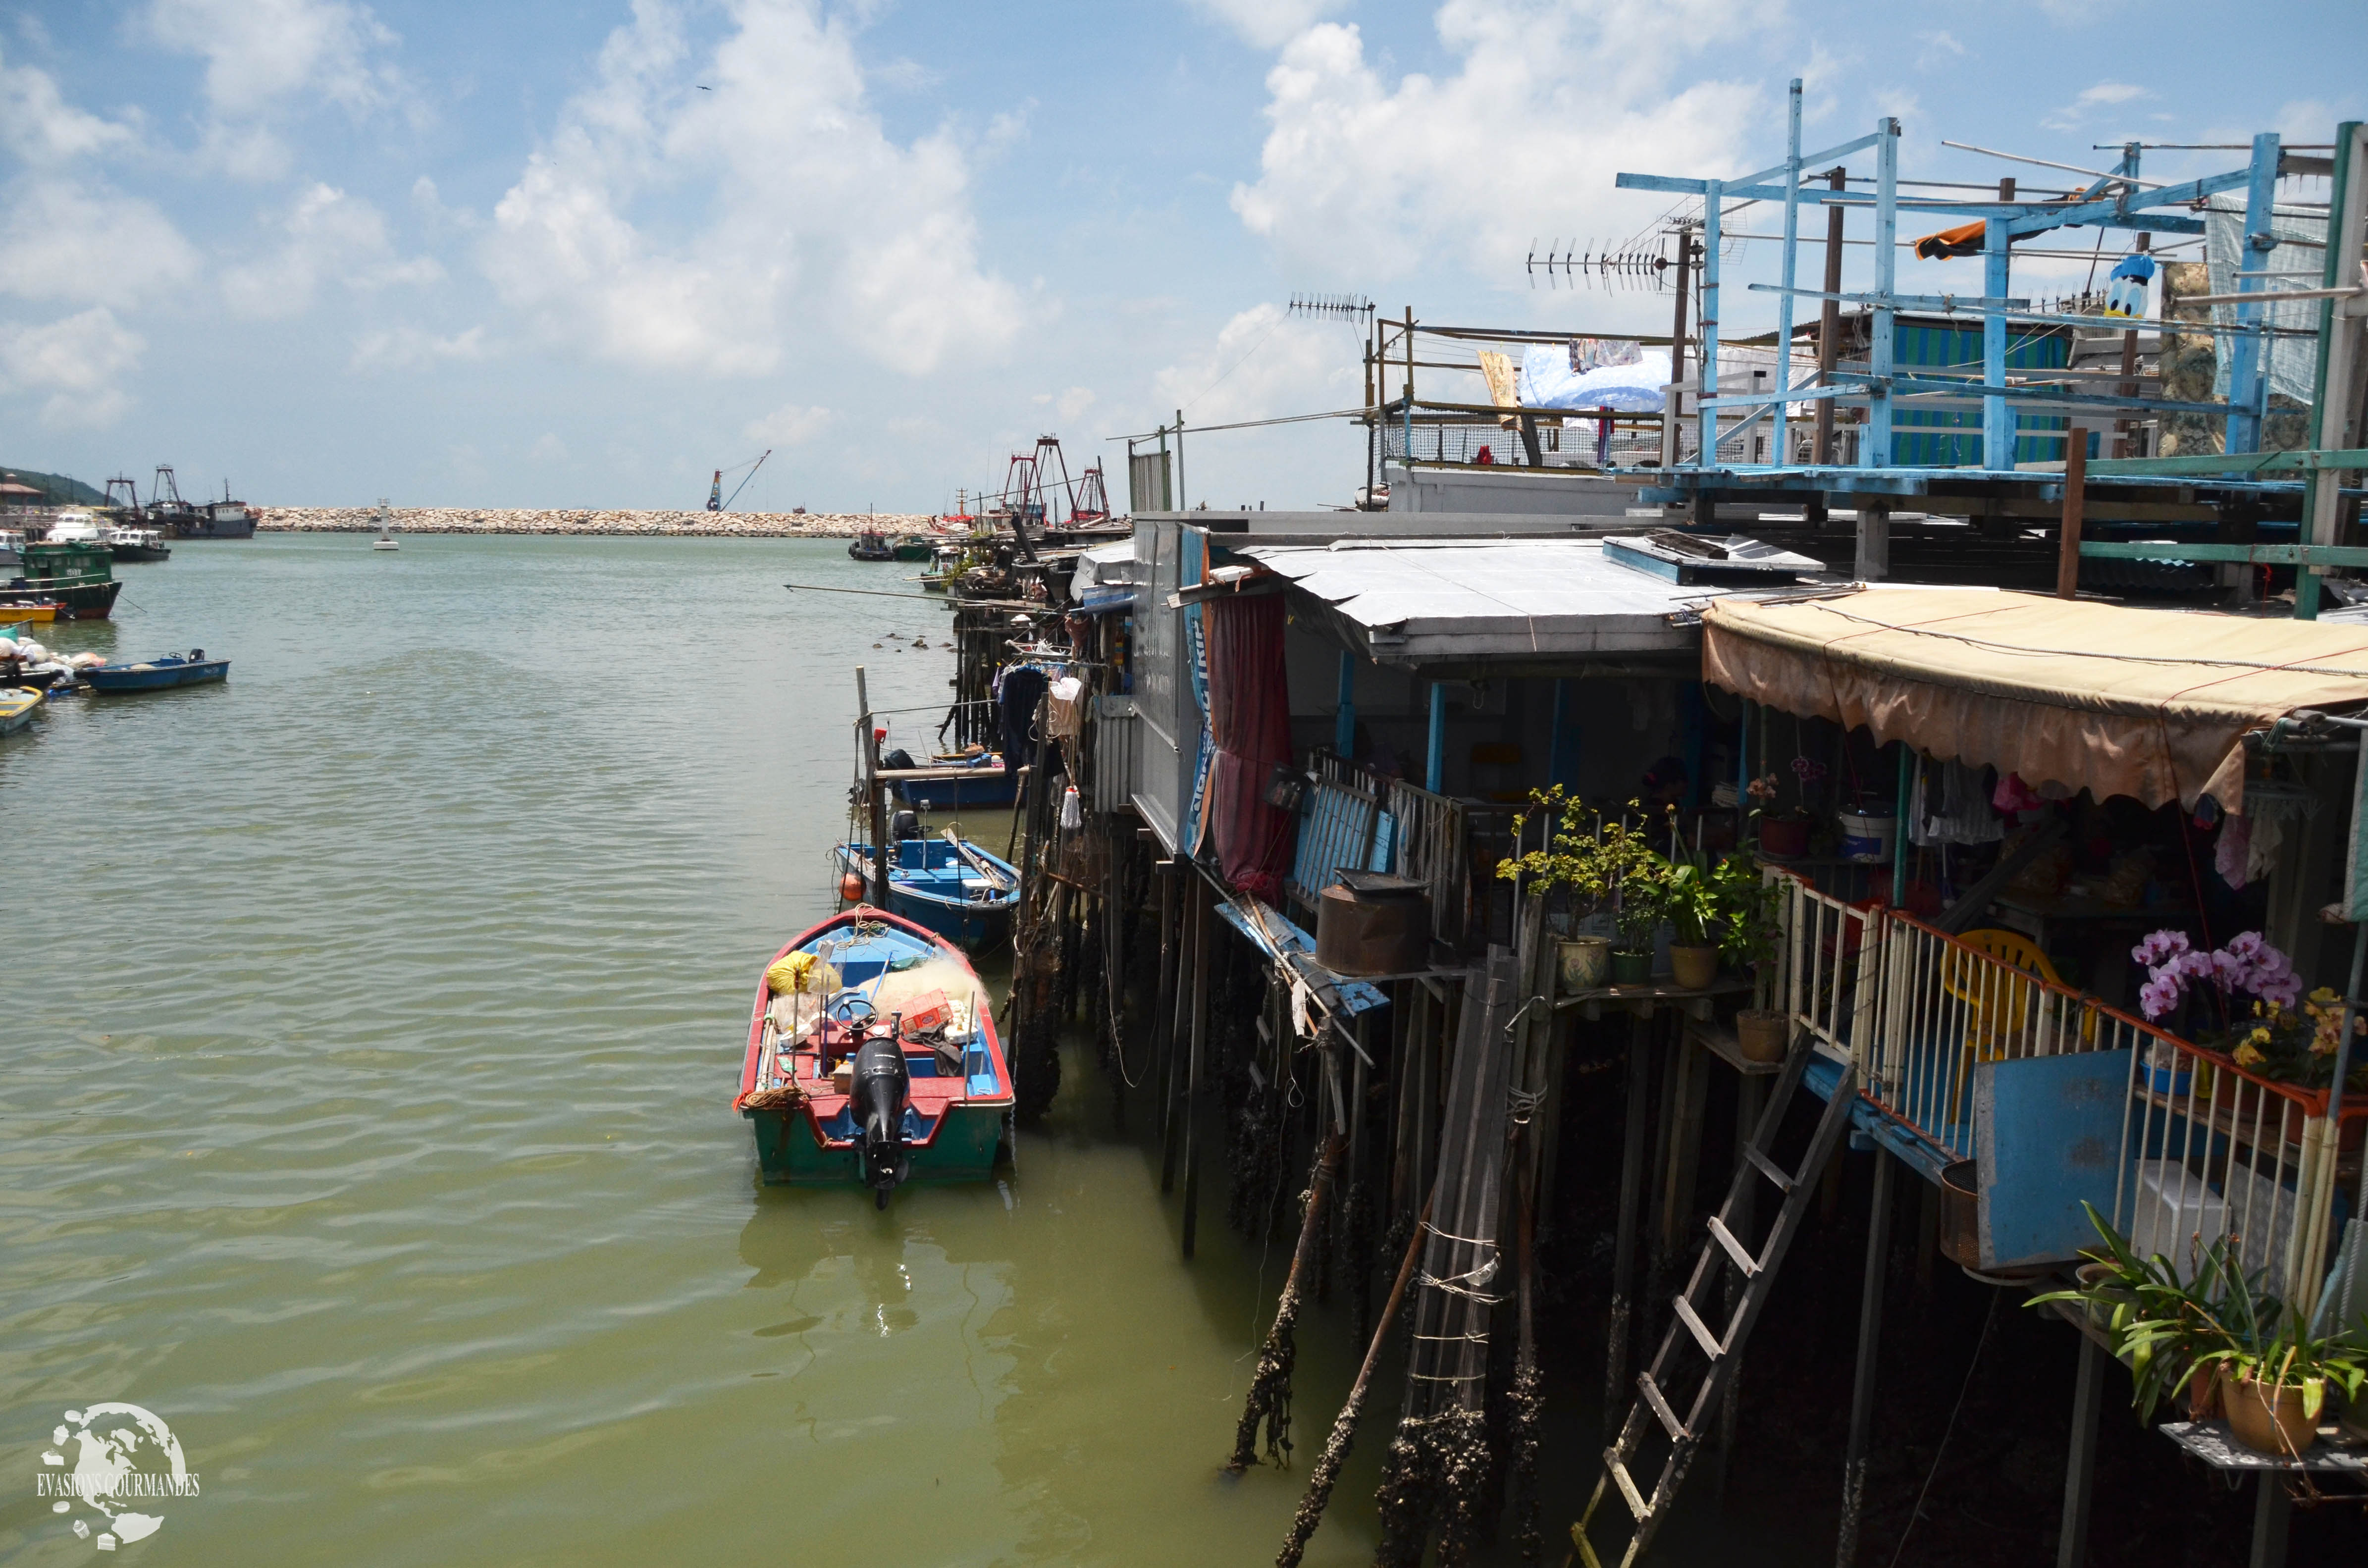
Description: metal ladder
1572,1040,1861,1568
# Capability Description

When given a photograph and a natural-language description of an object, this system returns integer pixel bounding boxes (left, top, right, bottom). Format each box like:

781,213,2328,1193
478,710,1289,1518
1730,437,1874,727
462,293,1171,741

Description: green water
0,536,1413,1566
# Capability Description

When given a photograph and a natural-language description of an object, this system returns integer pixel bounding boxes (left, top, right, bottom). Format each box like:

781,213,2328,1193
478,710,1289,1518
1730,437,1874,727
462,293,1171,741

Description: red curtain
1203,593,1296,901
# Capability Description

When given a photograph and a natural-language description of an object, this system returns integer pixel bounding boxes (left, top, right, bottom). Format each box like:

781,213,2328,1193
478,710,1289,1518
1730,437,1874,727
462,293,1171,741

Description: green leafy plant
1664,861,1716,948
1499,791,1671,954
2031,1204,2368,1426
1705,846,1784,969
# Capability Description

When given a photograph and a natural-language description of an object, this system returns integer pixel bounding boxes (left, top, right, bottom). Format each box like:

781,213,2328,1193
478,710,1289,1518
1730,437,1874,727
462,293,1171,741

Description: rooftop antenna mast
1288,292,1374,326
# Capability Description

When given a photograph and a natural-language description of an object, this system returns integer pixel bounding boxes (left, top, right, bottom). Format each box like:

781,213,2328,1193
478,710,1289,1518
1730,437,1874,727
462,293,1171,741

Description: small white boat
371,498,399,551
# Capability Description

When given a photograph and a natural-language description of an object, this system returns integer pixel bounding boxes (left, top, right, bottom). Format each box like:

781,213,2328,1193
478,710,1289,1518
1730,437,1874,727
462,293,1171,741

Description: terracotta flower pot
1557,937,1611,995
1758,816,1811,858
1609,949,1653,986
1735,1009,1790,1063
2222,1370,2318,1457
1670,944,1720,990
2184,1360,2220,1422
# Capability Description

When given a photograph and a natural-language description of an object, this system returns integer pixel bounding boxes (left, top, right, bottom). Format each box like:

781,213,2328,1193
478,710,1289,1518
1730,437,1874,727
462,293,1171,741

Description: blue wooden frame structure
1616,84,2313,479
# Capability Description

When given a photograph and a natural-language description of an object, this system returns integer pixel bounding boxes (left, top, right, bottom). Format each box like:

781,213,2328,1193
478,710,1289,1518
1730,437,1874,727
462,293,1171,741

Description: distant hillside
0,467,106,505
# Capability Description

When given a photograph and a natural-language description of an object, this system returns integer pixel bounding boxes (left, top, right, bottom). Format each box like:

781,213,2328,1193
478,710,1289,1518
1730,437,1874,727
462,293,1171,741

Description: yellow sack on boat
765,952,840,996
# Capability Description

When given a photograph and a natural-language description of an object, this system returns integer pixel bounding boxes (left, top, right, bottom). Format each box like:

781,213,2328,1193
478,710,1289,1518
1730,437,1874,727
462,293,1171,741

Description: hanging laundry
1914,220,1986,260
2214,814,2252,889
1992,772,2044,815
2103,252,2158,319
1911,758,2003,846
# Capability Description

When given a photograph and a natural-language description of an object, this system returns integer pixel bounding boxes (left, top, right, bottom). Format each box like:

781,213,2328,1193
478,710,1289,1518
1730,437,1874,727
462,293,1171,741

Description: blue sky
1,0,2360,512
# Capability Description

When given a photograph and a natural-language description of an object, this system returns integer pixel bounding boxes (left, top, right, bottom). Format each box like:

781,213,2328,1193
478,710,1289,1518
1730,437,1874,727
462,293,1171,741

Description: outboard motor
890,808,921,841
851,1029,911,1208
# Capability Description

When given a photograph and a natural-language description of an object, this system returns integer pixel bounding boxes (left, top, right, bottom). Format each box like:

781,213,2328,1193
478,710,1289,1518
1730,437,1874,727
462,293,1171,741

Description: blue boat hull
836,839,1020,952
895,767,1016,809
85,658,228,692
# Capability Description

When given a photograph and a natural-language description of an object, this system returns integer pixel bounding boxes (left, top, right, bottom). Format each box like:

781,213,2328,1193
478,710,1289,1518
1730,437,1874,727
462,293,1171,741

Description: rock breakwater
258,508,936,537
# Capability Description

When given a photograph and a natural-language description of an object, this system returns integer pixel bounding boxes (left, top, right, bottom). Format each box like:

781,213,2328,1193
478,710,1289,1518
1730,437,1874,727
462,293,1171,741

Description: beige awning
1700,588,2368,812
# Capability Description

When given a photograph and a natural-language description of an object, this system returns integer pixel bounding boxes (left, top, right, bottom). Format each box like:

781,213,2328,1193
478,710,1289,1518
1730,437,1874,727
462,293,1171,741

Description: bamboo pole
1276,1196,1435,1568
1228,1133,1346,1471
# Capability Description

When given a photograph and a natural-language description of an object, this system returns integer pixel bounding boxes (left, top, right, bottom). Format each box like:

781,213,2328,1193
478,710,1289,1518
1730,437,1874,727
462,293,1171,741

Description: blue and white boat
835,836,1021,949
882,753,1017,810
83,650,228,692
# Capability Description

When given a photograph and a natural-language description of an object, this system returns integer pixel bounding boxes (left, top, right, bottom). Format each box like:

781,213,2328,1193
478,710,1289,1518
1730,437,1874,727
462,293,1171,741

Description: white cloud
0,179,200,308
481,0,1021,378
1913,31,1965,70
349,324,485,371
529,432,567,462
142,0,409,180
143,0,398,112
0,306,144,427
0,52,140,164
1150,303,1360,427
222,183,441,320
746,402,836,445
1189,0,1352,50
1229,1,1772,282
1056,386,1096,419
2043,80,2148,131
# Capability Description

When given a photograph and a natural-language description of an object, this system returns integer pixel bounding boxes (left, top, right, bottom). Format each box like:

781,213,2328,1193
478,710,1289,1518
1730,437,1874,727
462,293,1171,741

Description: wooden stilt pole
1227,1134,1346,1471
1182,875,1211,1258
1275,1196,1434,1568
1836,1150,1895,1568
2056,440,2087,600
2057,1333,2106,1568
1161,873,1196,1194
1605,1011,1653,1438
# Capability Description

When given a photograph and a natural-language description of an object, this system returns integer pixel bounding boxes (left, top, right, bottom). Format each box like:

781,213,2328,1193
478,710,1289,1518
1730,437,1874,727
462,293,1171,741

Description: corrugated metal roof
1237,538,1706,664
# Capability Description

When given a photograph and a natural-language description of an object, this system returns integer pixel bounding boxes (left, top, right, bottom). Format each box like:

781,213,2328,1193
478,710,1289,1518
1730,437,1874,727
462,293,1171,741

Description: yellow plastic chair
1941,928,2093,1061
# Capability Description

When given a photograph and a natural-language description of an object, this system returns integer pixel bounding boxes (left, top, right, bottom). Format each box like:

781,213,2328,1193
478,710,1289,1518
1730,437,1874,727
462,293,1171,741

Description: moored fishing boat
84,650,229,692
834,835,1020,948
1,541,120,619
880,753,1017,809
734,906,1012,1201
848,529,894,562
891,534,934,562
105,524,171,563
0,685,42,735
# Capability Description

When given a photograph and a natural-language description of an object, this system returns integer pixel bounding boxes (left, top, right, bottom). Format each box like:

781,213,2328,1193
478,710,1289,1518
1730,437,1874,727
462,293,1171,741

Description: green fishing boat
734,905,1012,1202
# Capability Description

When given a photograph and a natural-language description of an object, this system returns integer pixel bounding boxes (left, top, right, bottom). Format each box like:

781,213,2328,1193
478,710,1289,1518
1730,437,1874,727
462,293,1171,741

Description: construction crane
705,449,772,512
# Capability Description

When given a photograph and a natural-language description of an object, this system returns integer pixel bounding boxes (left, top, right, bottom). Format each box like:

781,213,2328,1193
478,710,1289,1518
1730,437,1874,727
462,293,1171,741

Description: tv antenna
1527,238,1672,292
1287,292,1374,324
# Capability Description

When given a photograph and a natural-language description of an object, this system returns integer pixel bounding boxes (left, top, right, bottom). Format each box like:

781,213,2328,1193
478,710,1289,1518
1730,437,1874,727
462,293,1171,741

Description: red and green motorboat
734,905,1012,1202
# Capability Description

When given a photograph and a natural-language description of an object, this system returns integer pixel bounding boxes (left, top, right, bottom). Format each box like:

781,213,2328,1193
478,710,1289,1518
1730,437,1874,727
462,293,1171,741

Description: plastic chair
1941,928,2093,1060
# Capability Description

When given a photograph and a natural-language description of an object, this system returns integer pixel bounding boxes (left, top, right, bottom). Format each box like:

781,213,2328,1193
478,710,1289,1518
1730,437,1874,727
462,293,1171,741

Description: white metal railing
1774,872,1883,1066
2111,1027,2360,1308
1868,915,2124,1158
1767,884,2357,1307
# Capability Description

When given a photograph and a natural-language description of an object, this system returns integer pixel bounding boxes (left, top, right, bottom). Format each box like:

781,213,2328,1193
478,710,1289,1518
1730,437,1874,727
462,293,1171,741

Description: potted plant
1748,772,1810,858
2033,1206,2368,1458
2133,929,2368,1146
1664,860,1721,990
1498,786,1613,993
1709,847,1789,1060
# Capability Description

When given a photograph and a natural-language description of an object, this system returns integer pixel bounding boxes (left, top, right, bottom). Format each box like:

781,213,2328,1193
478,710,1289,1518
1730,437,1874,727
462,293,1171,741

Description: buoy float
839,873,866,903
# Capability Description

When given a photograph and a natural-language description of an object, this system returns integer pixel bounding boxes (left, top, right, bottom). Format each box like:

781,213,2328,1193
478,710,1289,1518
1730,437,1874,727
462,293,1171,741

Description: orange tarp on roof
1700,588,2368,811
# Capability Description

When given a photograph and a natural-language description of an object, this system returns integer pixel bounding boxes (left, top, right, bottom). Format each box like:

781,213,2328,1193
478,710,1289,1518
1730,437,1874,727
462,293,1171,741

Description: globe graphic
53,1404,190,1545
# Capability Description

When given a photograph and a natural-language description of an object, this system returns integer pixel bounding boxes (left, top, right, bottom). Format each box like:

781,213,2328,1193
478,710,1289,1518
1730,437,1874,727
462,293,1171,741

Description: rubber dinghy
734,905,1012,1204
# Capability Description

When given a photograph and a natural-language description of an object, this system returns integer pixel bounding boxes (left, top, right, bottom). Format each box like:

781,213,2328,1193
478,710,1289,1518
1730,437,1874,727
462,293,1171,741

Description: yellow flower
2234,1041,2267,1067
2249,1026,2273,1045
2310,987,2338,1004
